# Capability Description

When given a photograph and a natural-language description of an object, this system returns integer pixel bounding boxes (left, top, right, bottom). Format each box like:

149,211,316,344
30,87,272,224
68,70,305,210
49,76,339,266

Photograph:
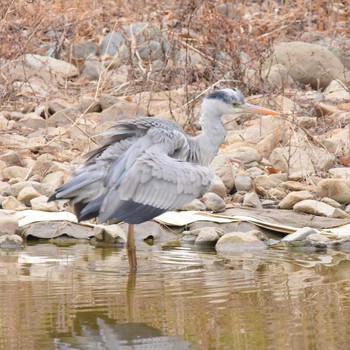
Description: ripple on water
1,242,350,350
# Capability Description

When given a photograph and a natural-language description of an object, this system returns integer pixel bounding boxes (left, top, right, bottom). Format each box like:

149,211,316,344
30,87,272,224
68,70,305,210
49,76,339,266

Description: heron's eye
232,102,240,108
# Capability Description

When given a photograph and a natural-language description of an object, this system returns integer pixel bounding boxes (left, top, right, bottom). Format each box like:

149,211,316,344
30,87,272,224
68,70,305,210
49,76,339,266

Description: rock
321,197,342,209
2,196,26,210
215,231,267,253
138,40,163,61
17,114,46,129
317,179,350,204
42,171,65,188
329,168,350,179
262,64,295,88
282,227,318,243
100,31,124,57
48,107,79,127
0,150,23,166
265,42,345,89
120,221,178,242
100,100,146,123
24,54,79,78
81,59,103,81
71,40,98,60
306,233,330,248
195,227,224,246
17,186,41,205
253,173,287,196
296,117,317,128
243,192,262,209
20,221,94,239
278,191,314,209
322,127,350,157
0,216,19,235
209,156,235,192
2,166,28,180
224,146,262,165
181,199,206,211
0,234,23,249
267,187,286,200
324,80,350,101
201,192,226,212
208,175,227,199
93,224,125,244
48,98,72,114
269,144,335,175
234,175,253,192
30,195,58,212
245,167,265,178
280,181,316,192
9,181,52,197
293,199,349,218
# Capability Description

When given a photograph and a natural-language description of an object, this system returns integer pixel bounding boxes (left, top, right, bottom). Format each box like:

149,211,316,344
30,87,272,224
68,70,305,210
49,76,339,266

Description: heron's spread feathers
51,116,215,224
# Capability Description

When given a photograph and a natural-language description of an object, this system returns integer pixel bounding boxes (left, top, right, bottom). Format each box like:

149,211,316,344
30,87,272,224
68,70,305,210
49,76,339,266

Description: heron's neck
194,111,227,166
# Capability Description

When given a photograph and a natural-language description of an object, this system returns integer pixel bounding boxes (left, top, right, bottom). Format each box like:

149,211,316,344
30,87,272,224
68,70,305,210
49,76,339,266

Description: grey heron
49,88,279,271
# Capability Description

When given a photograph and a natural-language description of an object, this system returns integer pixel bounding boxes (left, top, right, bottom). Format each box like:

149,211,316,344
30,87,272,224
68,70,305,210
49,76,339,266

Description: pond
1,241,350,350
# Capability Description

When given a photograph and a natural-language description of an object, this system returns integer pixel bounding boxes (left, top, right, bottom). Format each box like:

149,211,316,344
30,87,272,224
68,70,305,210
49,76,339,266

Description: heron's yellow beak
242,102,280,116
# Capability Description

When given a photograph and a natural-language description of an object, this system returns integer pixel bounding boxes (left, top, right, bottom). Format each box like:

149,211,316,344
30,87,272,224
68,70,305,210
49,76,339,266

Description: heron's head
204,88,280,116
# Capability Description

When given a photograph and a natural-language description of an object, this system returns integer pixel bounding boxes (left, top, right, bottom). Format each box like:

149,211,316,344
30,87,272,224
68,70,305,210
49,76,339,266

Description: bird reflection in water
55,272,193,350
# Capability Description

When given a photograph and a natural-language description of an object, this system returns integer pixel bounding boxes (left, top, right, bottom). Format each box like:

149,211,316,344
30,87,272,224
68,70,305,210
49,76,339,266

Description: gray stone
243,192,262,209
100,31,125,57
278,191,314,209
317,179,350,204
234,175,253,192
262,64,295,88
0,234,23,249
138,40,163,61
48,107,79,127
215,231,267,253
24,54,78,78
306,233,330,248
282,227,318,243
71,40,98,59
201,192,226,212
20,221,94,239
264,41,345,89
81,59,103,81
192,227,225,246
18,114,46,129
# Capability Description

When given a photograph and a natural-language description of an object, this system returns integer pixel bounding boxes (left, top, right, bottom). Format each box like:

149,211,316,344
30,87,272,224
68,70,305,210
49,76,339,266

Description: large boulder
264,42,345,89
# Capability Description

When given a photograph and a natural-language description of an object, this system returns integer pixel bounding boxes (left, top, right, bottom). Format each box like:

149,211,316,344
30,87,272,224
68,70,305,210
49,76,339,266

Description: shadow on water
1,241,350,349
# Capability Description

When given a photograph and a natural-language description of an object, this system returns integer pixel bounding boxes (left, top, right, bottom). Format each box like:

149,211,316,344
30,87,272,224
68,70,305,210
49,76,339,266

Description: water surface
1,241,350,350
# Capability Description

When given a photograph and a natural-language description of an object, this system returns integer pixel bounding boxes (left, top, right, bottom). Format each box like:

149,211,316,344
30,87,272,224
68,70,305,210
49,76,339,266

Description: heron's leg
127,224,137,271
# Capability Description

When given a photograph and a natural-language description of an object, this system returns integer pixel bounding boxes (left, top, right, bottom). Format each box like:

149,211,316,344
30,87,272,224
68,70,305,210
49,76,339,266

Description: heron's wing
80,128,213,224
50,117,186,206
